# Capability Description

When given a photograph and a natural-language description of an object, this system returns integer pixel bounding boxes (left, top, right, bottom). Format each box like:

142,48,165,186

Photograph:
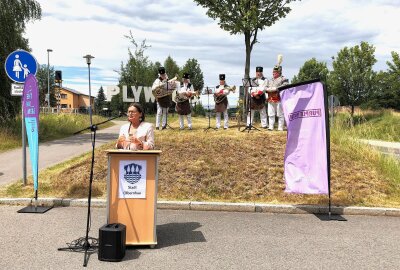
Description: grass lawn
0,114,116,153
334,109,400,142
1,114,399,208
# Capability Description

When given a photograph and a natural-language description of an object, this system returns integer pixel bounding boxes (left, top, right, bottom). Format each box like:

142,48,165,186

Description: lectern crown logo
123,163,142,184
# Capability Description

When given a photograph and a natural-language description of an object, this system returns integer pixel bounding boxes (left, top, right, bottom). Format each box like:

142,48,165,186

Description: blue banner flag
22,74,39,191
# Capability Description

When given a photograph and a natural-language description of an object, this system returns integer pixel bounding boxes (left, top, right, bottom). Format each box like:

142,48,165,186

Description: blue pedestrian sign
4,50,38,83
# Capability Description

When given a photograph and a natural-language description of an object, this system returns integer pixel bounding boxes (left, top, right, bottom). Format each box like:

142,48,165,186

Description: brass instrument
152,74,179,99
175,89,200,103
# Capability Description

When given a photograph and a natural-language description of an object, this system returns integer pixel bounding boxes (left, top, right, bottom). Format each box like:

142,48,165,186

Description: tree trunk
244,32,251,79
243,31,251,121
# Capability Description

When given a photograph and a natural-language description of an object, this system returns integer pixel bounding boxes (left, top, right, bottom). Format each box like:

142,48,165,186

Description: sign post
4,50,38,186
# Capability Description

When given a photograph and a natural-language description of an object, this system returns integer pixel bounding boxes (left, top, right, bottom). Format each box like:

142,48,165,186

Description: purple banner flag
280,81,329,194
22,74,39,191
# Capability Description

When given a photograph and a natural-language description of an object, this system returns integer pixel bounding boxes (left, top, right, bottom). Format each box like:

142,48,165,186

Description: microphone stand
58,113,122,267
241,77,260,133
204,87,217,132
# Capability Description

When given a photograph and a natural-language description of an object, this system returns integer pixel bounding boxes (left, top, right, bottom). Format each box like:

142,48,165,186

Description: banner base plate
317,214,347,221
17,205,53,214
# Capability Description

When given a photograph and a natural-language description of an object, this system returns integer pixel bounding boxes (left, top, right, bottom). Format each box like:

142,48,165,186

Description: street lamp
47,49,53,110
83,54,95,126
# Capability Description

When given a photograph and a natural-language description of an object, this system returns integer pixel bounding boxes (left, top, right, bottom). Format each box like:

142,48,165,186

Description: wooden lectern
106,150,161,247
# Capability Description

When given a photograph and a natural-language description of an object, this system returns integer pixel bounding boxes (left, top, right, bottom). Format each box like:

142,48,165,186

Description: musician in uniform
214,74,231,129
266,55,289,131
175,73,194,130
151,66,175,130
246,66,268,128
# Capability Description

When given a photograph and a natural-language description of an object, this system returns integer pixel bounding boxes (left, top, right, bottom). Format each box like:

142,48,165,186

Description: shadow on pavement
124,248,141,261
314,214,347,221
295,205,347,221
156,222,206,248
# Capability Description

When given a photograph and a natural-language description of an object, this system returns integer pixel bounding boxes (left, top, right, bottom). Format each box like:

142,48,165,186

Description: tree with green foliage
181,58,204,92
120,31,154,88
95,86,109,115
192,102,206,116
117,32,156,114
193,0,298,80
0,0,41,121
384,51,400,110
164,56,180,78
152,61,162,79
366,51,400,110
36,64,56,107
110,92,125,116
291,58,329,86
330,41,377,117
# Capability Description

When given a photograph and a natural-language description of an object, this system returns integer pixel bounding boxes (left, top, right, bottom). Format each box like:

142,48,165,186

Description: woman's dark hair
128,102,145,122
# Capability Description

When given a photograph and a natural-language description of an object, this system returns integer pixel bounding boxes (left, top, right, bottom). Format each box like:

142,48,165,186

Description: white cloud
24,0,400,96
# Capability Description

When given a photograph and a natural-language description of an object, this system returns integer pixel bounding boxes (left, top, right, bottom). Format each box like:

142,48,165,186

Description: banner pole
22,109,27,185
34,190,38,209
323,83,332,219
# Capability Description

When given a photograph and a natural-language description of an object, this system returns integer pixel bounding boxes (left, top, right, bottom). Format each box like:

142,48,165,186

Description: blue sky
25,0,400,100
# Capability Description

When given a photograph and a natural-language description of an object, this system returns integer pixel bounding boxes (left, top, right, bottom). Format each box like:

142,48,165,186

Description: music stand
204,86,217,132
241,77,260,132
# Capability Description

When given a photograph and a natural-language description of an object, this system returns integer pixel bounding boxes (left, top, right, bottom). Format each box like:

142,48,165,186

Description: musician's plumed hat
158,66,166,74
183,73,190,79
256,66,263,72
273,55,283,73
219,74,225,81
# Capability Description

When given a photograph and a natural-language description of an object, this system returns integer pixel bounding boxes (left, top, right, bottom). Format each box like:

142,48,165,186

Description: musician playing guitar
214,74,230,130
176,73,195,130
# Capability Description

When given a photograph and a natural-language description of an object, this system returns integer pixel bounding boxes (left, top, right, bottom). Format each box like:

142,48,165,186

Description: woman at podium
116,103,155,150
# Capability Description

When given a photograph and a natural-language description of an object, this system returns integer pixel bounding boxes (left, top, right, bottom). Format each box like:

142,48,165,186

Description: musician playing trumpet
214,74,230,129
152,66,177,130
246,66,268,129
176,73,194,130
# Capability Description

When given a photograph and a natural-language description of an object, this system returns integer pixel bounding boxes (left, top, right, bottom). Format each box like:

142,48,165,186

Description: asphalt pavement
0,206,399,270
0,120,125,186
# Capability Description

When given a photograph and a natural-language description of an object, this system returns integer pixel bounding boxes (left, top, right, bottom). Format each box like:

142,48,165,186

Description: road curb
1,198,400,217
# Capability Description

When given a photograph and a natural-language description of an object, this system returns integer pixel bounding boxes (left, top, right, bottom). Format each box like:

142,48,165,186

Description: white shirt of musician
251,77,268,96
178,82,194,95
152,77,163,91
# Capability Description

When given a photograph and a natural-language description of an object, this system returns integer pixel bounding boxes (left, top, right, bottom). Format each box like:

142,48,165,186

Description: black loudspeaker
98,223,126,262
55,70,62,82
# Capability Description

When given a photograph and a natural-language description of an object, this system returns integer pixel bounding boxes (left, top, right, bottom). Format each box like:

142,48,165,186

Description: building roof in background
57,86,95,98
